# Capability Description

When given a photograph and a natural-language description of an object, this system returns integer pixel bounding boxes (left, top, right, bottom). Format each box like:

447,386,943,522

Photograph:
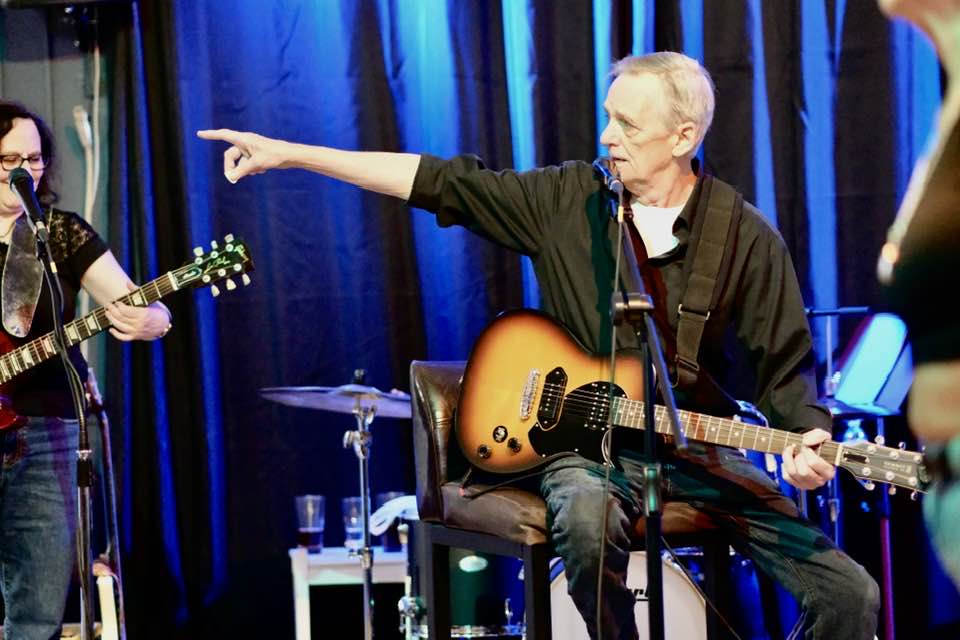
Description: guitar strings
529,385,919,484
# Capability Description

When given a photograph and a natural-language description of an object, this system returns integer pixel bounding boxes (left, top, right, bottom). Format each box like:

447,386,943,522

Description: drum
550,551,706,640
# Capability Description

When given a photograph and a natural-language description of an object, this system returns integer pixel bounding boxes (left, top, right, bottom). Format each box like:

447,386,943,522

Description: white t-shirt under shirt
630,199,684,258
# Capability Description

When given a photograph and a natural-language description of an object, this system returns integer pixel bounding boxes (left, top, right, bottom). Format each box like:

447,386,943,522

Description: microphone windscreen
8,167,34,190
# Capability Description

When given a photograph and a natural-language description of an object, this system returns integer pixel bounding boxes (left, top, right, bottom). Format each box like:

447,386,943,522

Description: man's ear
672,121,698,158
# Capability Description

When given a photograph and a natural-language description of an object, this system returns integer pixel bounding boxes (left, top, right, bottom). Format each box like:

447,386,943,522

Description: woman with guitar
199,52,880,640
0,101,171,640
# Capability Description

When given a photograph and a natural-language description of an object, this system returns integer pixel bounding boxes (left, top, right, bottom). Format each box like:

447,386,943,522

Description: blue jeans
540,443,880,640
0,417,78,640
924,438,960,587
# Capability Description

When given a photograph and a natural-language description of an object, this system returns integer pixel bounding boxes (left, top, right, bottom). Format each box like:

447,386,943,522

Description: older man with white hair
200,51,880,640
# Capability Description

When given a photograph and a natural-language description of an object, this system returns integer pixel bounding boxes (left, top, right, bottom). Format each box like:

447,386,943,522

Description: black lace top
0,209,109,418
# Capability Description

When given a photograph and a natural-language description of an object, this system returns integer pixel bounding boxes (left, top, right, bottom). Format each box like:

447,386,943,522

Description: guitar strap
674,176,742,389
1,214,44,338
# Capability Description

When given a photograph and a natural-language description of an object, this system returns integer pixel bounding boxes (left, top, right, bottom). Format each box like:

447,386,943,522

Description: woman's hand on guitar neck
782,428,836,490
104,282,172,342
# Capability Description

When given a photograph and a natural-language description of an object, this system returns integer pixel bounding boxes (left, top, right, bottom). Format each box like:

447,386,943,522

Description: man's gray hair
612,52,715,150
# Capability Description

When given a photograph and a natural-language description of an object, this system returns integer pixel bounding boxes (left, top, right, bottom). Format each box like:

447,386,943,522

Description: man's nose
599,121,617,146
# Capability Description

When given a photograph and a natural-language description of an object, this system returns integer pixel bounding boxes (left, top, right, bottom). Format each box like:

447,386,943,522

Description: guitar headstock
838,438,930,495
175,234,254,296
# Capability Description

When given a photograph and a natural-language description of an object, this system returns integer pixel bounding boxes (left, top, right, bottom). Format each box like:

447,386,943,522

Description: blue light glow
836,314,909,406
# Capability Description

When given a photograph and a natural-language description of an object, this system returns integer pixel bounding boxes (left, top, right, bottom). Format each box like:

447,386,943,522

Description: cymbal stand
343,401,376,640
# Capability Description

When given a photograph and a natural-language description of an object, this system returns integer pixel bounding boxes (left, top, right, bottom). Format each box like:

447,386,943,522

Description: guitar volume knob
477,444,491,460
507,438,522,453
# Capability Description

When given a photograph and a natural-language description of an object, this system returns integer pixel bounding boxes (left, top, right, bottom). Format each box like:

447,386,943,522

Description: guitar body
458,310,644,473
0,331,27,431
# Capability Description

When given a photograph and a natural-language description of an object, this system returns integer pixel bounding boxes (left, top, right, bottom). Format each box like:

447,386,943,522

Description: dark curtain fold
104,2,220,635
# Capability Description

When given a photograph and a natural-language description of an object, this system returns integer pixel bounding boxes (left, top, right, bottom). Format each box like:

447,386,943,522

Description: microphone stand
24,211,96,640
605,182,686,640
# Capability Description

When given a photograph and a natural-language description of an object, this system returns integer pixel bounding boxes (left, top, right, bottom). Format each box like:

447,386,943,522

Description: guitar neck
610,397,840,465
0,271,179,385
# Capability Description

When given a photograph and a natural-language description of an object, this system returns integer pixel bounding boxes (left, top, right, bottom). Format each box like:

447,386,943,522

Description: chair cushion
439,482,550,546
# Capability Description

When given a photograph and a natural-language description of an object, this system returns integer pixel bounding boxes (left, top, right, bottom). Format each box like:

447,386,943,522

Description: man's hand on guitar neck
782,428,836,490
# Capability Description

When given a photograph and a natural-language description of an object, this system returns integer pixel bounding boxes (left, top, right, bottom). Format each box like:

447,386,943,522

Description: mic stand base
77,479,95,640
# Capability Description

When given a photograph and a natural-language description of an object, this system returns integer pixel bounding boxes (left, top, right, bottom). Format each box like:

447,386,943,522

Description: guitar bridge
520,369,540,420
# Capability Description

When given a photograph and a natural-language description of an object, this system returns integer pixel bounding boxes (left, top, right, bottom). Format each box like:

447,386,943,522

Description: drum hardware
404,543,525,640
261,371,412,640
398,581,424,640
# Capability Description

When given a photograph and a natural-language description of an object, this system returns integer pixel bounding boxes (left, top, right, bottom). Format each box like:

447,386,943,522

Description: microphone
592,157,624,197
8,167,48,235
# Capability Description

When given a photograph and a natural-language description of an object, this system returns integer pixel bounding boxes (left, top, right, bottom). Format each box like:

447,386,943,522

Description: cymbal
260,384,412,419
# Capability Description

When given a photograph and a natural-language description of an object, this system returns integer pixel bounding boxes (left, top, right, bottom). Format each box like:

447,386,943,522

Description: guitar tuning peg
241,273,251,286
888,485,897,496
898,442,906,450
224,233,234,243
211,284,220,297
874,435,885,446
193,246,203,257
210,240,219,249
863,481,876,491
225,278,236,291
910,491,919,501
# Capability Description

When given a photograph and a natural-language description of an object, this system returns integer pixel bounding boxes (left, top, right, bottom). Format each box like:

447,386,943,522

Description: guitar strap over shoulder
675,176,743,389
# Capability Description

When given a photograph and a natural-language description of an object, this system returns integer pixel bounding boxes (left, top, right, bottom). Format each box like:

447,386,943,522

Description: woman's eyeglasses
0,154,45,171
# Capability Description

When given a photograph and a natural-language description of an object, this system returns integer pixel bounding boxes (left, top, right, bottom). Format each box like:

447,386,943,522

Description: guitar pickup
537,367,567,427
520,369,540,420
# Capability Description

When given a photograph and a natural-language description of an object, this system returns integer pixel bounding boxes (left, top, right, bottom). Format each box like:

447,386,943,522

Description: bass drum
550,551,706,640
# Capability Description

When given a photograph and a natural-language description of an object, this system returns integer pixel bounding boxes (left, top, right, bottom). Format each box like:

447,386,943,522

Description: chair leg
522,542,552,640
702,541,734,640
420,523,452,640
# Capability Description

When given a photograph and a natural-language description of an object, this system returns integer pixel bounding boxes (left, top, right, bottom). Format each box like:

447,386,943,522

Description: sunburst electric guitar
0,234,254,431
457,310,930,494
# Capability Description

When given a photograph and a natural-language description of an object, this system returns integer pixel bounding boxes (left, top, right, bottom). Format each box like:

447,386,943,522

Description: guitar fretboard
609,396,840,464
0,271,180,385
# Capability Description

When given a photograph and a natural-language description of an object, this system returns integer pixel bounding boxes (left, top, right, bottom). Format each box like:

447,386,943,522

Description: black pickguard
528,379,626,462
